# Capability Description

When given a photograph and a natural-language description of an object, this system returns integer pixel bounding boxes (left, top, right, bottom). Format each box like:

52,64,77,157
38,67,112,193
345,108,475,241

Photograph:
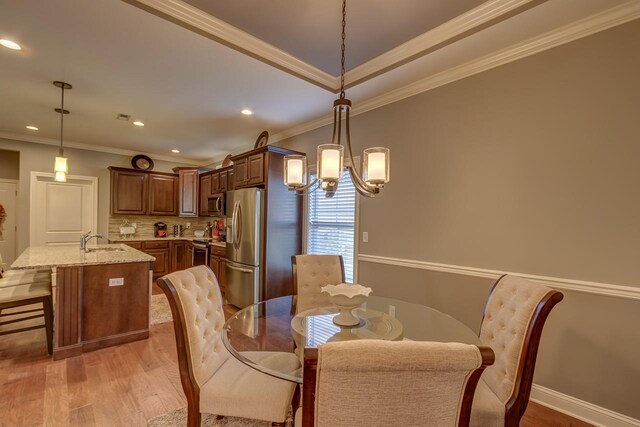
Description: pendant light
53,81,72,182
284,0,390,197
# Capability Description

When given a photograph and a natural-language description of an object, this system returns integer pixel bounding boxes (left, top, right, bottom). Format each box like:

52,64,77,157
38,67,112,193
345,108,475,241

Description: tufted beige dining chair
291,255,345,314
297,340,495,427
470,274,563,427
158,265,300,427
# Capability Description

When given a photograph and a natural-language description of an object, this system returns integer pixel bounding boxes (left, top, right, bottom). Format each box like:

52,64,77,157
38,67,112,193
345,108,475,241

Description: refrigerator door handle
226,262,254,274
231,200,239,246
236,202,243,250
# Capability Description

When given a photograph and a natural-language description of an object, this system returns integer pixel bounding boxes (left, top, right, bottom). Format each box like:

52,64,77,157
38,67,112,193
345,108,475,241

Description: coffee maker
154,222,167,238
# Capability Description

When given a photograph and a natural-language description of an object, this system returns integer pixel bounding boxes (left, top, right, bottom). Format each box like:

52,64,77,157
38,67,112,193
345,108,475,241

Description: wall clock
131,154,154,171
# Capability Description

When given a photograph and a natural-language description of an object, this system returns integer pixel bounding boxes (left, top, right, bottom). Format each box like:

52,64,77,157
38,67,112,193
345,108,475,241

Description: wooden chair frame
300,345,495,427
0,294,53,355
481,275,564,427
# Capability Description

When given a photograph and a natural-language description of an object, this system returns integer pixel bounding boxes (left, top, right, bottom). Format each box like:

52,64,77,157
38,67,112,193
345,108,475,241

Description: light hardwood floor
0,307,593,427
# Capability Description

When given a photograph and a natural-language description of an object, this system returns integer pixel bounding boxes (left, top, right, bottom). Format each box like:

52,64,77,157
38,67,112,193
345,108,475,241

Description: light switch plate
109,277,124,287
362,231,369,243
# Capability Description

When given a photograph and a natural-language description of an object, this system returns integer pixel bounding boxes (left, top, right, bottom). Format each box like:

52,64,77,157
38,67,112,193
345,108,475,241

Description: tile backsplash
108,215,225,239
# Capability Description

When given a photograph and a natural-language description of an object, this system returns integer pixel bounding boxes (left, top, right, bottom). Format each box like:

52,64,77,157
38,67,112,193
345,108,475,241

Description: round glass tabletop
222,295,481,384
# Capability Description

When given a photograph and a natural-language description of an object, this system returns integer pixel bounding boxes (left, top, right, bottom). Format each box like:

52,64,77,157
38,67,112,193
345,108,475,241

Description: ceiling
0,0,637,166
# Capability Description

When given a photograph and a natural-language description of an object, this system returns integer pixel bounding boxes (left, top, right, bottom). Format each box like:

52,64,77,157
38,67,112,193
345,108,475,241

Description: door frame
29,172,99,246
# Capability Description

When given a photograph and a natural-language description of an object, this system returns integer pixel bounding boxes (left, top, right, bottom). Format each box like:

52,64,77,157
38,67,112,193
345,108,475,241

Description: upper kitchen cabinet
148,173,178,215
109,167,178,216
110,168,148,215
231,146,300,190
174,167,199,217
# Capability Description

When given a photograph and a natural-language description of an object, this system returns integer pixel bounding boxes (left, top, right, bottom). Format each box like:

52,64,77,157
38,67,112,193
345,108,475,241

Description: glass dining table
222,295,481,384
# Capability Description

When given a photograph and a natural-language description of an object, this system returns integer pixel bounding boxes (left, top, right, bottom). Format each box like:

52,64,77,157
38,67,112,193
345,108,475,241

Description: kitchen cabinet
198,166,233,217
110,169,148,215
175,168,199,217
209,244,227,297
148,174,179,216
109,167,179,216
233,153,264,188
143,241,170,280
171,240,190,272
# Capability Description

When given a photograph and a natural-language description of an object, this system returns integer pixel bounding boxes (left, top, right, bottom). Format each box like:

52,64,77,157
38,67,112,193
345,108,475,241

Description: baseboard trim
531,384,640,427
357,254,640,301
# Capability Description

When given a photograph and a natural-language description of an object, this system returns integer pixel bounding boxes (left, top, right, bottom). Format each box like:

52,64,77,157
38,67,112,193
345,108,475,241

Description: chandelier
53,81,72,182
283,0,389,197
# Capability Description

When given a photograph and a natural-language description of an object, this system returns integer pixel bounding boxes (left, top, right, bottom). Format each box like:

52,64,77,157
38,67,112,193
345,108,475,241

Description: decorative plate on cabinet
131,154,154,171
254,131,269,148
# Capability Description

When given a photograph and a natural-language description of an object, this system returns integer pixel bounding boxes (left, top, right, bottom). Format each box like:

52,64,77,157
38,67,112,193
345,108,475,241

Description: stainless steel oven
207,193,225,216
191,241,210,266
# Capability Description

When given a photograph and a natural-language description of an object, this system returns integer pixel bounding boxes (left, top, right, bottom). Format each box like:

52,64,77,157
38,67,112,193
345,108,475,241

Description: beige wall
278,21,640,419
0,138,194,253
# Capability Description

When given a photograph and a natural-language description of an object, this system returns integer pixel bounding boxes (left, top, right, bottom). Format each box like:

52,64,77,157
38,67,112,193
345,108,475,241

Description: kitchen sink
85,247,126,253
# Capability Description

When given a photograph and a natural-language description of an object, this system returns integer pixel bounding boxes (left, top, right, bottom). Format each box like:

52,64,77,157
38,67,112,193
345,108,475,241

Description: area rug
147,407,292,426
150,293,173,325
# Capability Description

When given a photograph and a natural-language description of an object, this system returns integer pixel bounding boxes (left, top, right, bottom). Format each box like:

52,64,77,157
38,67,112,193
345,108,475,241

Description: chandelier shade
283,0,389,198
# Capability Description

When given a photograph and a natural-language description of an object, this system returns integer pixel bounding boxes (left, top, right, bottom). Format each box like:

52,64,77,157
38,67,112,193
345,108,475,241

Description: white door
30,172,98,246
0,181,18,265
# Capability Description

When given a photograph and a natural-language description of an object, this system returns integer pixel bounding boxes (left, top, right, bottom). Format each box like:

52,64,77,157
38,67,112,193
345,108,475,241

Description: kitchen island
12,244,155,360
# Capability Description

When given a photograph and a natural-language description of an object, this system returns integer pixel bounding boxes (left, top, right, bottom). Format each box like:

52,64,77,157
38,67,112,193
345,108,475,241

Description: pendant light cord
339,0,346,99
59,86,65,156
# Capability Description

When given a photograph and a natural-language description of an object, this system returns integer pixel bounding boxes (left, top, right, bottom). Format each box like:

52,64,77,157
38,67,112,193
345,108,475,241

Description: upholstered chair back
309,340,493,427
161,266,229,387
480,275,557,404
292,255,344,313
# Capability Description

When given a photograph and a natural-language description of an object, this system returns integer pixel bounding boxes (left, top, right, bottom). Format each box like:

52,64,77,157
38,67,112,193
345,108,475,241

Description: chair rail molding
358,254,640,301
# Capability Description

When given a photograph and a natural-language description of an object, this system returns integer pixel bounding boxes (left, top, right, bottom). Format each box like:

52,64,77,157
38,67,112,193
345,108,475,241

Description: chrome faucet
80,231,104,251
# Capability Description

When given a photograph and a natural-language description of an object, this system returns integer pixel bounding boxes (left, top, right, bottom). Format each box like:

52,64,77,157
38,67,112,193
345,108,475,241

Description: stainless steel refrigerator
225,188,264,308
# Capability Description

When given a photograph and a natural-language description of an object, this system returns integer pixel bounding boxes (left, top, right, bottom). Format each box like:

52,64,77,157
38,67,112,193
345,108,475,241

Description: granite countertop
11,244,155,270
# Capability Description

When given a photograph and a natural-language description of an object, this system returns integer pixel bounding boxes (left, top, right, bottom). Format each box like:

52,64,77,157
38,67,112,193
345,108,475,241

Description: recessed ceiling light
133,121,145,127
171,149,180,153
0,39,21,50
26,125,39,131
241,109,253,116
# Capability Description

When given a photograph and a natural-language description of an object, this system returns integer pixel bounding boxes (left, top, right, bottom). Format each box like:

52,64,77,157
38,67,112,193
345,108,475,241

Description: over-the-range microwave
207,193,225,216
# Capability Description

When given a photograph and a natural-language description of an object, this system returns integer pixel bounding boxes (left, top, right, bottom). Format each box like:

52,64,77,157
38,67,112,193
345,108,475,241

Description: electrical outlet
389,305,396,318
362,231,369,243
186,222,191,229
109,277,124,287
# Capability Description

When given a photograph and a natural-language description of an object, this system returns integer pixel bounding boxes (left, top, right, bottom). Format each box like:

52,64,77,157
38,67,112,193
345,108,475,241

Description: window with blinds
307,169,356,282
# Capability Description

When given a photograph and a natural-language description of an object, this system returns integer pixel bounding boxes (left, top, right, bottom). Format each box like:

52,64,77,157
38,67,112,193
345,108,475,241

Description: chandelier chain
339,0,346,99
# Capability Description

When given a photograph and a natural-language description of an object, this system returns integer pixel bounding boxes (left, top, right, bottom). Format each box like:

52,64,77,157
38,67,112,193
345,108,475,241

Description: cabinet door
149,174,178,216
171,241,189,272
218,258,227,293
233,157,248,187
209,254,220,278
111,170,147,215
199,174,211,216
227,169,234,190
211,172,220,193
146,249,170,279
219,171,227,191
178,169,199,217
247,153,265,186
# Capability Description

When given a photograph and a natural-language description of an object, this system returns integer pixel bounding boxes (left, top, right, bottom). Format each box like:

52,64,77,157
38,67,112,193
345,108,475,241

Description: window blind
307,170,356,282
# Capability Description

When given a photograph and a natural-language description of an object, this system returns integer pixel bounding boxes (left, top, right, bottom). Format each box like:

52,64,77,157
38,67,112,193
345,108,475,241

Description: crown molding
125,0,337,91
0,131,208,166
271,1,640,143
344,0,546,88
358,254,640,301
